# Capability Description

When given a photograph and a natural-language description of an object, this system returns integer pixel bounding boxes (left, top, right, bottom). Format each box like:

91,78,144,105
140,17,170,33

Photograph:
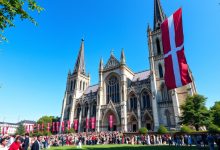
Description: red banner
91,117,96,129
74,120,78,131
41,123,44,131
52,122,55,132
86,118,89,129
67,120,70,130
32,125,34,133
109,115,113,129
47,123,50,132
62,122,65,132
37,124,40,131
56,122,60,132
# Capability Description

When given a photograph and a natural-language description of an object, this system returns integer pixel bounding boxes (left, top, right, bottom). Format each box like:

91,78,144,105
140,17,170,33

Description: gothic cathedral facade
60,0,196,132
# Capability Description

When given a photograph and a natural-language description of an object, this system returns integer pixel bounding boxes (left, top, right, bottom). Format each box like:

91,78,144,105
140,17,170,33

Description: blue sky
0,0,220,123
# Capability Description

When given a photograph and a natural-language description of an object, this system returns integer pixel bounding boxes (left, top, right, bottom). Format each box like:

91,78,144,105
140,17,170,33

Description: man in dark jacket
31,135,42,150
22,133,29,150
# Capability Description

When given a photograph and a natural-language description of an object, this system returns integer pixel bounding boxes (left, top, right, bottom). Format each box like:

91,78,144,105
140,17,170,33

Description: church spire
73,39,85,74
154,0,166,30
120,48,126,65
99,57,104,71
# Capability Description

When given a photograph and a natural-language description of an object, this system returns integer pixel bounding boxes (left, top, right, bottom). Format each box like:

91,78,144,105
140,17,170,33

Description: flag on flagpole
161,8,191,90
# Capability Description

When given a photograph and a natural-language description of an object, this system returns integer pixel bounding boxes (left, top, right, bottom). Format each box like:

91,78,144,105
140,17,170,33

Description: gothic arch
128,92,138,111
140,89,151,109
68,95,72,105
156,38,161,55
102,108,120,130
158,63,163,78
165,109,171,127
105,73,121,104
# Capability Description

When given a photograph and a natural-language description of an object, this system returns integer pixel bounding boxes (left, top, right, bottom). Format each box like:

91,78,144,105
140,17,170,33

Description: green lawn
49,144,216,150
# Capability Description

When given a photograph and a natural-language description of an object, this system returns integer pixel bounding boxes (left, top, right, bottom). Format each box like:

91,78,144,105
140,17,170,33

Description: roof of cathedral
84,84,99,94
132,70,151,82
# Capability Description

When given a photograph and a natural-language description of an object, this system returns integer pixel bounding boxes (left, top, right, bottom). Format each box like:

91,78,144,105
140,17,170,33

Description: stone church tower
147,0,196,130
60,0,197,133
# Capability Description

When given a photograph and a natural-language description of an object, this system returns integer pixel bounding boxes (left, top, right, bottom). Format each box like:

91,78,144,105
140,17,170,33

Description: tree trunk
195,125,199,131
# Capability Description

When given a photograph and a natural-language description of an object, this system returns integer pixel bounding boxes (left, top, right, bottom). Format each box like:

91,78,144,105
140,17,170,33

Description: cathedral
60,0,196,132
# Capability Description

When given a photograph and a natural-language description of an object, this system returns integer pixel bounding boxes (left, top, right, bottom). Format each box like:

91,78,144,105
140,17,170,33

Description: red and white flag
161,8,191,89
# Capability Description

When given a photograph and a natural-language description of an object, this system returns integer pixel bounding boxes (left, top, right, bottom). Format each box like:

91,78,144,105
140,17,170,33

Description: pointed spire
99,57,104,71
154,0,166,30
120,48,126,65
73,39,85,74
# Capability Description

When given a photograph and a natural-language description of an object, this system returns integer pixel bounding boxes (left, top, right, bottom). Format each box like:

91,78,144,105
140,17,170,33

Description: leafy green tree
210,101,220,127
37,116,54,135
0,0,43,41
180,94,211,131
208,124,220,133
139,127,148,134
157,125,168,134
15,123,25,135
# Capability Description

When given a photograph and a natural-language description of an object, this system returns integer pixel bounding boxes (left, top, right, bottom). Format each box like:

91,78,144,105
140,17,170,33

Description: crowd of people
0,131,220,150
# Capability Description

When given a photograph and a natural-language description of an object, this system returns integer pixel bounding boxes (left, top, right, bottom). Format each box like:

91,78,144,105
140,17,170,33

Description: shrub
157,125,168,134
180,125,194,133
139,127,148,134
208,124,220,133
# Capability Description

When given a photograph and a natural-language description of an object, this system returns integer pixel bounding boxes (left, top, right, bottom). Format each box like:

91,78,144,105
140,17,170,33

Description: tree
16,123,25,135
208,124,220,133
0,0,43,41
139,127,148,134
157,125,168,134
37,115,54,135
180,94,211,131
210,101,220,127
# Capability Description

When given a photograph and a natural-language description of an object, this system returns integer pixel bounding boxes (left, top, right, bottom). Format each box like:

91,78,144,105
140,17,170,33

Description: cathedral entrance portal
102,109,119,131
128,114,138,132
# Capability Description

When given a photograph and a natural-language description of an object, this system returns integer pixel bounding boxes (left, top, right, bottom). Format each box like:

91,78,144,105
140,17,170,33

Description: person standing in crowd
9,136,22,150
216,134,220,150
0,137,8,150
207,134,215,150
31,135,42,150
22,133,29,150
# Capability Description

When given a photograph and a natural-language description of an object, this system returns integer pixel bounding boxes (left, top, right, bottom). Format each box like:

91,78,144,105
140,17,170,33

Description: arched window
76,104,81,118
66,107,70,120
156,38,161,55
130,94,137,110
142,92,150,108
73,79,76,90
70,81,73,91
68,96,72,105
92,102,96,117
165,109,171,126
84,103,89,117
161,84,169,101
83,82,85,90
80,80,82,90
106,76,120,104
158,64,163,78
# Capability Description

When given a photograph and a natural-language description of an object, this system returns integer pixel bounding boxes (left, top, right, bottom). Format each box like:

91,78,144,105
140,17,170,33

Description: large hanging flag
161,8,191,89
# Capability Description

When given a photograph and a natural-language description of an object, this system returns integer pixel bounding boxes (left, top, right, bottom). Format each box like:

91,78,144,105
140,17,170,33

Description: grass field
49,144,217,150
